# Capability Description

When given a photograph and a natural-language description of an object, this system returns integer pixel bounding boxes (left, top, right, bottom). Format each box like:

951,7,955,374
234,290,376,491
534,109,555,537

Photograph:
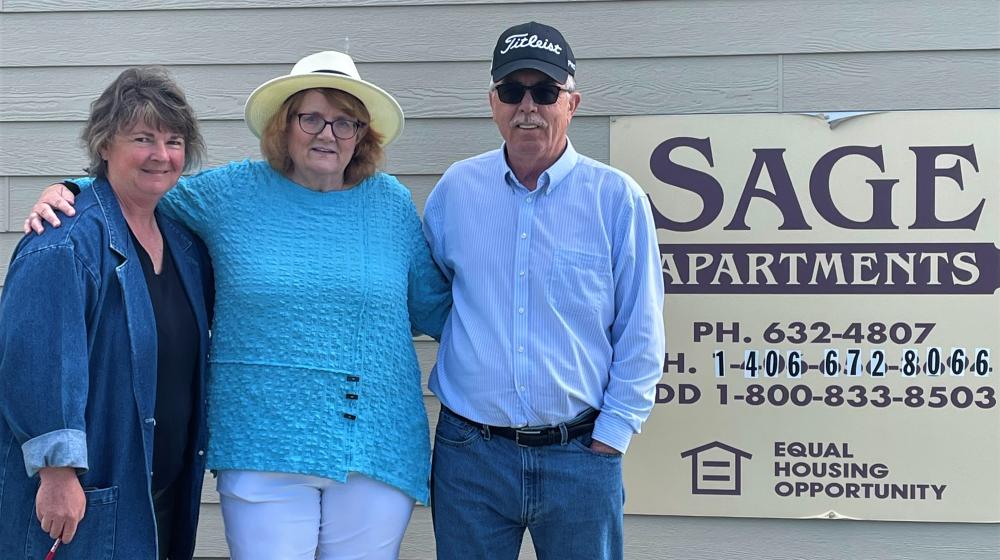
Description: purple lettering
810,145,900,229
725,149,810,230
648,137,724,232
910,145,983,230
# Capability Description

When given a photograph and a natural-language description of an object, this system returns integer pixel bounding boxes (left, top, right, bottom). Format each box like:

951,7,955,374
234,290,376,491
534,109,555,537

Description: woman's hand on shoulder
24,184,77,234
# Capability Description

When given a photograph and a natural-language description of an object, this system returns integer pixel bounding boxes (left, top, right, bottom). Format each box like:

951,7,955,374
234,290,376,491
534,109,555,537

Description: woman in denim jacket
0,68,213,560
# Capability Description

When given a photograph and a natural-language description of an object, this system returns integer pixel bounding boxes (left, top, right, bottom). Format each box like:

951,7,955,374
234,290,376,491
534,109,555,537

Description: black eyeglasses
296,113,366,139
494,82,570,105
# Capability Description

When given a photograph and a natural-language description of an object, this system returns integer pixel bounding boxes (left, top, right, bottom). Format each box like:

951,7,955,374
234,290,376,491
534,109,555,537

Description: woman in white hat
26,52,451,560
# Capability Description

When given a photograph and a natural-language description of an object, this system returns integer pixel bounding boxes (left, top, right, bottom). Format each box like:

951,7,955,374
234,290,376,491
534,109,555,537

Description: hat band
313,69,350,76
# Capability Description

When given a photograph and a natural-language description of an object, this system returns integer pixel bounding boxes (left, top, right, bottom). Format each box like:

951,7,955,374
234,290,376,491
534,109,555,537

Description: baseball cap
491,21,576,83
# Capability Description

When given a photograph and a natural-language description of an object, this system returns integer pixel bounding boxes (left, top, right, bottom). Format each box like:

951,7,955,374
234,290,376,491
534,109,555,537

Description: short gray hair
82,67,205,177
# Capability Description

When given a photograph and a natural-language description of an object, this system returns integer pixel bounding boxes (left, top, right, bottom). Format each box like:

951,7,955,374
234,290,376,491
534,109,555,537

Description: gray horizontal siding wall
2,1,999,558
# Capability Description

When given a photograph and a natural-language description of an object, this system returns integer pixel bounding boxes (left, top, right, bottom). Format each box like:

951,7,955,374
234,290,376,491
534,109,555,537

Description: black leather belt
447,408,599,447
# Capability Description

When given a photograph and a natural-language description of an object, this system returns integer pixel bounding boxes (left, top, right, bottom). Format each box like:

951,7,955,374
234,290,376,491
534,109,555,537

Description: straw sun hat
243,51,404,146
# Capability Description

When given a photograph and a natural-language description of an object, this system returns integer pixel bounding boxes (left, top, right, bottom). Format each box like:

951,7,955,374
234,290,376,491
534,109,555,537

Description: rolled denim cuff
592,413,635,454
21,429,88,477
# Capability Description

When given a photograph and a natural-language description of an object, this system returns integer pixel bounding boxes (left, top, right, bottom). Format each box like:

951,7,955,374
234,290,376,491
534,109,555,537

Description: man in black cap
423,21,665,559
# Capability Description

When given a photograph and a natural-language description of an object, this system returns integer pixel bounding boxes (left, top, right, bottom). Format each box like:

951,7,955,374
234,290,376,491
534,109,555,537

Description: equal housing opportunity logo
681,441,948,501
681,441,752,496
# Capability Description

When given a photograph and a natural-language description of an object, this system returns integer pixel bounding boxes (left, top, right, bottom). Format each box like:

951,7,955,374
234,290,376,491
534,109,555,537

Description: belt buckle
514,429,542,447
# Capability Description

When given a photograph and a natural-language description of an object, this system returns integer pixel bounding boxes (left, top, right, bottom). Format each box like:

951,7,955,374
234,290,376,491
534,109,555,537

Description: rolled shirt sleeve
0,245,96,477
21,429,89,477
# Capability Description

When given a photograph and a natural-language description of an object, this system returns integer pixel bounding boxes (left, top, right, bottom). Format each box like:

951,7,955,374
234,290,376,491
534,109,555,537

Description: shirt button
517,345,524,353
520,232,527,239
526,197,533,203
519,385,526,391
198,450,205,456
519,270,525,277
518,307,525,314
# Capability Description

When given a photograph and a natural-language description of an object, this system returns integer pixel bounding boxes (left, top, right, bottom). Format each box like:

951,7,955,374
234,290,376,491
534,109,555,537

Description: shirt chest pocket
546,249,612,316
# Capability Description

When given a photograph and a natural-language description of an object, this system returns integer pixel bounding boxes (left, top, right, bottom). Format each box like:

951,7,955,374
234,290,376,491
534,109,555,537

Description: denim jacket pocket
546,249,612,317
434,412,481,447
26,486,118,560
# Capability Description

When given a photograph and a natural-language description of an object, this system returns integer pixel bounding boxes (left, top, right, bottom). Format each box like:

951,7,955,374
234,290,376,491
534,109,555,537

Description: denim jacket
0,177,213,560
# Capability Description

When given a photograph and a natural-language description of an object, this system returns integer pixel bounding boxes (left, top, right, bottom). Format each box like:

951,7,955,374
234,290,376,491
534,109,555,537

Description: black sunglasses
494,82,570,105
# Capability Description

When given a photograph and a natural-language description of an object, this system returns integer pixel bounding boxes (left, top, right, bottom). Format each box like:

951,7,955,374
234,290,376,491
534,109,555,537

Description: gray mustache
512,118,547,127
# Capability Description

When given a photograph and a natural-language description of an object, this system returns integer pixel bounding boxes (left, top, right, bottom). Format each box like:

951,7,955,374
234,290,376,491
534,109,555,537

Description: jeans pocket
434,412,481,446
26,486,118,560
546,249,612,317
569,434,622,459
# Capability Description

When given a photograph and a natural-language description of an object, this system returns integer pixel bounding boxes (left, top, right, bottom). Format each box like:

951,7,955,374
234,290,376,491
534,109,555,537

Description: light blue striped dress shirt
423,140,665,452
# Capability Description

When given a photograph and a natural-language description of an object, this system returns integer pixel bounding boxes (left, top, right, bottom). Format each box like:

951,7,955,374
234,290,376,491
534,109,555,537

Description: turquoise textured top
117,159,448,503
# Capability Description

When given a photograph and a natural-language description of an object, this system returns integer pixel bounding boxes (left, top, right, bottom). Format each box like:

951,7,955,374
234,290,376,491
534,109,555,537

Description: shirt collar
500,138,579,195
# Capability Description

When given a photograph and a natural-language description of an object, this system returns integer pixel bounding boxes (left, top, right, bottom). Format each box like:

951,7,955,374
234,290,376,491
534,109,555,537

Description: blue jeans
431,407,624,560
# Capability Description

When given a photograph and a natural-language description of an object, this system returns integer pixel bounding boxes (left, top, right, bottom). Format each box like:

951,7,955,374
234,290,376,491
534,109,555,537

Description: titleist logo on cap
500,33,563,55
491,22,575,82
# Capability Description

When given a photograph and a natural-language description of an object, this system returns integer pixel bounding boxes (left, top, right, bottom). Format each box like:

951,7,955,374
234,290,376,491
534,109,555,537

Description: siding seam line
3,176,9,232
777,54,784,112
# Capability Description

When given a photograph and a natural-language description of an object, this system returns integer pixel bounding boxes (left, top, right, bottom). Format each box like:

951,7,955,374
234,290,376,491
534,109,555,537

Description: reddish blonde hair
260,88,385,186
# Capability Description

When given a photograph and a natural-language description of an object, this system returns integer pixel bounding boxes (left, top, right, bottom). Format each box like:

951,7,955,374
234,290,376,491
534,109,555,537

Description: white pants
217,470,415,560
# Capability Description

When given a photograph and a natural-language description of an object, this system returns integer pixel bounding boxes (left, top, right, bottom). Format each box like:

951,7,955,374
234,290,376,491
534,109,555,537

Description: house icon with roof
680,441,753,496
